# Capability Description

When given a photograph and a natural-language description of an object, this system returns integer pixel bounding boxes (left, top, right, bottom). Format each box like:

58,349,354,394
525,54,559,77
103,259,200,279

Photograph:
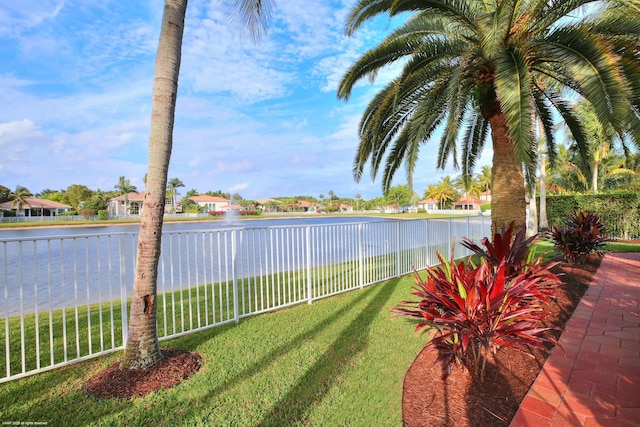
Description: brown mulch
402,259,599,427
85,349,202,399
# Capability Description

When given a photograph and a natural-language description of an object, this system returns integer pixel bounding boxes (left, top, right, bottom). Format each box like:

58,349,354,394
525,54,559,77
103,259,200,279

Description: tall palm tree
454,175,482,200
120,0,274,370
435,176,456,209
167,177,185,213
569,100,628,194
10,186,33,216
354,193,362,211
338,0,639,232
114,176,137,217
477,165,492,193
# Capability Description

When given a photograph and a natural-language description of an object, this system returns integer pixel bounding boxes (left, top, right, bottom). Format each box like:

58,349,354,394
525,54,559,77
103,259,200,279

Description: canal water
1,216,395,316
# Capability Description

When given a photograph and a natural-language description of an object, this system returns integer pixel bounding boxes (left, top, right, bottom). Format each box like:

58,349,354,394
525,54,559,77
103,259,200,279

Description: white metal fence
0,217,488,383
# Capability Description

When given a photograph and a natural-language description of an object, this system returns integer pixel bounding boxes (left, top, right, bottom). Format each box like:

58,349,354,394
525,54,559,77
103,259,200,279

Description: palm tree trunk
121,0,187,369
593,159,599,194
488,111,526,233
539,150,549,230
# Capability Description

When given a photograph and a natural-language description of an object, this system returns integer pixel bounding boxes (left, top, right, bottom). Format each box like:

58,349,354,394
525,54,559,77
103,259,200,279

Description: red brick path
511,253,640,427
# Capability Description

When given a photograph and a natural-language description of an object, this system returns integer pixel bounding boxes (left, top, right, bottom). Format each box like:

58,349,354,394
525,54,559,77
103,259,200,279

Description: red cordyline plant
551,211,609,263
461,222,538,278
393,229,560,381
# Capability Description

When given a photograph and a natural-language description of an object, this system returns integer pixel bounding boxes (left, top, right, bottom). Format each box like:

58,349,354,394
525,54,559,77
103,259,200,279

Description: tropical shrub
545,193,640,239
393,253,560,381
98,210,109,220
461,223,538,278
80,208,96,218
550,211,609,263
394,223,561,381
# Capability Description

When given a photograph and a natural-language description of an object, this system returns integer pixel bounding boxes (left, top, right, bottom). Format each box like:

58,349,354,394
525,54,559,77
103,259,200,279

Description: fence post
396,220,401,277
358,223,364,289
232,230,240,323
425,218,431,267
447,217,452,258
306,226,313,304
119,234,128,346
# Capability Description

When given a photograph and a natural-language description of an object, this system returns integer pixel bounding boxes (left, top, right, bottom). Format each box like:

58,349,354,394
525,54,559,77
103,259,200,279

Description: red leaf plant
551,211,609,263
461,222,538,278
392,250,561,381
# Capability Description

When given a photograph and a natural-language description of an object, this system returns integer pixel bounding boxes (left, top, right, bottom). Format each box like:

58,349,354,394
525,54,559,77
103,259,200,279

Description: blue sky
0,0,490,201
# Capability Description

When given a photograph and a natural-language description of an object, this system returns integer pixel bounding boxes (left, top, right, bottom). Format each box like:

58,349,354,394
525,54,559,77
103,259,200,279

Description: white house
0,197,73,217
188,195,230,212
417,198,439,211
108,192,146,217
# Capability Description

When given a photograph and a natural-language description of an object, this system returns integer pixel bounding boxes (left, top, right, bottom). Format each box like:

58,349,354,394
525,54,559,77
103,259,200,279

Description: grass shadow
256,279,397,425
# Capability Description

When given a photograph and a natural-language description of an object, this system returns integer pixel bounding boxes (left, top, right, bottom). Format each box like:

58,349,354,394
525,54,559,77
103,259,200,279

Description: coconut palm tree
9,186,33,216
338,0,640,232
114,176,137,217
454,175,482,200
477,166,492,193
354,193,362,211
120,0,274,370
434,176,456,209
166,177,185,213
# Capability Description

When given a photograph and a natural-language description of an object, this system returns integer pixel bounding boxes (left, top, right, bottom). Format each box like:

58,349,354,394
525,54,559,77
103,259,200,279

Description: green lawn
0,274,423,426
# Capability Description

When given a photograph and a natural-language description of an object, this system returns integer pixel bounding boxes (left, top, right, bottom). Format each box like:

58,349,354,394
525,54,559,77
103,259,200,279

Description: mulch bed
85,349,202,399
401,259,599,426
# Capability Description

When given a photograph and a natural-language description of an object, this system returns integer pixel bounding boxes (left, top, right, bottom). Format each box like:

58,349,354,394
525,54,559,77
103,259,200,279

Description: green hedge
544,192,640,239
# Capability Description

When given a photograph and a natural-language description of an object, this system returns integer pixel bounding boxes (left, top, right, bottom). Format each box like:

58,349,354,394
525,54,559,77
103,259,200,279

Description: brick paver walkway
510,252,640,427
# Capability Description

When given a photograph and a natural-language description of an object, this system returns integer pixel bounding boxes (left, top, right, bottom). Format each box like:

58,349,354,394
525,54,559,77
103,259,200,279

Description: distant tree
66,184,93,210
185,188,198,198
83,189,110,212
205,190,230,199
454,175,482,199
10,186,33,215
384,184,413,210
477,166,492,192
166,177,185,213
434,177,456,209
0,185,10,203
114,176,137,217
180,198,201,214
354,193,362,211
327,190,335,208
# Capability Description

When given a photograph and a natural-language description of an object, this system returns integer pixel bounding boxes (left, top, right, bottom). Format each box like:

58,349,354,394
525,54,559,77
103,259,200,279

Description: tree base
86,349,202,399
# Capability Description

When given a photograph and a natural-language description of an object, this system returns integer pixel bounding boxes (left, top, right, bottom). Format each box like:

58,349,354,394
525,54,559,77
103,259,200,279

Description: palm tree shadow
256,279,397,426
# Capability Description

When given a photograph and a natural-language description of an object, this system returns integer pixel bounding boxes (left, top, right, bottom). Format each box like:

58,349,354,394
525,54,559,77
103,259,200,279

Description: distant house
256,198,284,213
417,198,439,211
338,203,353,213
295,200,323,213
479,190,492,203
382,203,399,214
0,197,72,217
108,192,146,217
453,198,484,211
188,195,230,212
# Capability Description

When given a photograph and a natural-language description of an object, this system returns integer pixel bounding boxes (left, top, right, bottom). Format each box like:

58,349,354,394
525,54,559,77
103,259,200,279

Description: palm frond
495,47,534,166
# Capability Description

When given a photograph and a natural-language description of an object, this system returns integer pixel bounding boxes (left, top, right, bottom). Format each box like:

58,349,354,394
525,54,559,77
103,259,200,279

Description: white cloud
0,0,65,37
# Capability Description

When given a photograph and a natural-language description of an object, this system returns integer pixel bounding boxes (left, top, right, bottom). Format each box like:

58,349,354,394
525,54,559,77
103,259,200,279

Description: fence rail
0,217,488,383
